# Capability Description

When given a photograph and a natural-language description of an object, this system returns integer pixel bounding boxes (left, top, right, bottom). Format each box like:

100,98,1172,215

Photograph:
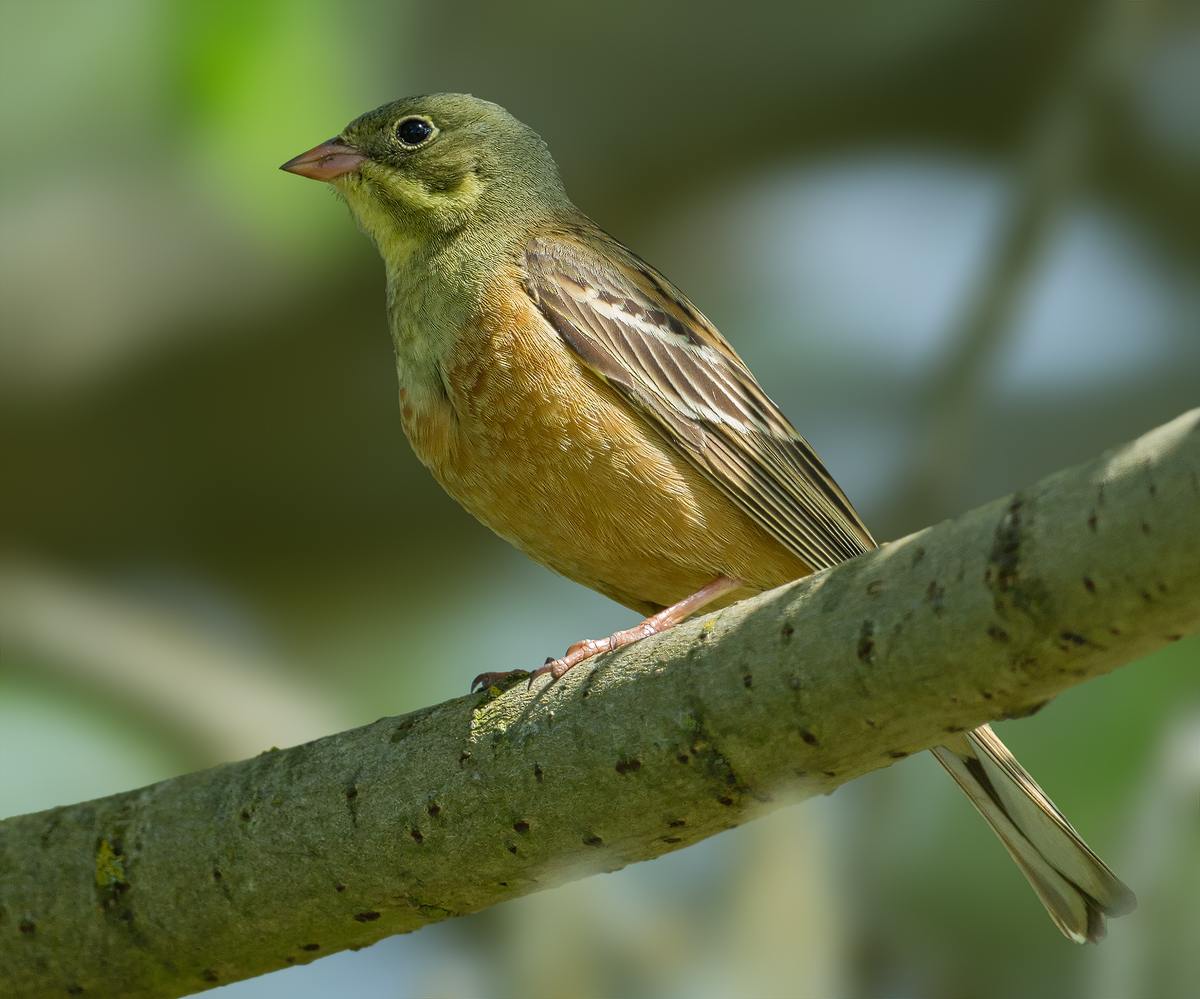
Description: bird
282,93,1135,943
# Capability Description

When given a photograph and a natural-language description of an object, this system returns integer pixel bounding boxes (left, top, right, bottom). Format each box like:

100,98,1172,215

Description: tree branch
4,410,1198,999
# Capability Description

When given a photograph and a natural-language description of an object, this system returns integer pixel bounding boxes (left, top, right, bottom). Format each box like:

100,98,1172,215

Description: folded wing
522,230,874,574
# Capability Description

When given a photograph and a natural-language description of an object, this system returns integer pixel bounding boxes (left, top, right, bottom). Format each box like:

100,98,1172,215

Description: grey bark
3,409,1198,999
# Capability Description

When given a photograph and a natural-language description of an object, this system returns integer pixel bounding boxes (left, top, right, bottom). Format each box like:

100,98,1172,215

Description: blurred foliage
164,0,373,246
0,1,1197,998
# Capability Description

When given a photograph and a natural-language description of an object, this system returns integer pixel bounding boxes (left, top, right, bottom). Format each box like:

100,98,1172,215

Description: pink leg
469,575,742,692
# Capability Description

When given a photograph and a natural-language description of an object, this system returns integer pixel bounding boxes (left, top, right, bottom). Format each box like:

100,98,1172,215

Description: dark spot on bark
987,625,1009,642
781,623,795,638
799,729,819,746
507,845,517,854
67,987,84,996
663,837,682,844
427,804,441,817
240,810,250,821
990,500,1024,590
459,752,471,764
19,920,35,933
202,970,219,982
410,829,424,843
499,881,508,886
981,691,994,700
945,725,964,733
889,751,909,759
615,758,642,774
1141,590,1153,602
1141,521,1151,534
301,943,320,951
984,569,992,583
1005,699,1052,719
717,797,734,807
583,835,604,846
1149,483,1157,496
533,765,544,782
390,710,435,744
743,674,753,688
346,789,357,800
513,820,530,834
354,911,381,922
926,581,945,616
1060,631,1087,646
866,580,883,598
285,956,295,963
669,820,687,827
987,497,1053,617
677,754,690,763
823,771,837,778
913,547,926,565
1083,578,1095,593
857,620,875,662
788,675,802,690
1109,627,1121,636
1088,511,1097,531
1168,633,1183,641
212,869,222,880
1158,582,1167,593
336,884,346,892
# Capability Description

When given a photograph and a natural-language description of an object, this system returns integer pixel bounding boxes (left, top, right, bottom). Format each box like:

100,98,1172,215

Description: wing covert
522,231,874,572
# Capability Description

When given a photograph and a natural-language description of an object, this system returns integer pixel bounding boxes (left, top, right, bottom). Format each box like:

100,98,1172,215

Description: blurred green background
1,1,1197,997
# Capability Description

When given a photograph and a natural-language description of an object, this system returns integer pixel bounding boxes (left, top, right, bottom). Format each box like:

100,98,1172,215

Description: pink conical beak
280,137,367,181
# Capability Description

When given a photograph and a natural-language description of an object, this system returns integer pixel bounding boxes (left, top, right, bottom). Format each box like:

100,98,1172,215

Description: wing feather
522,231,874,572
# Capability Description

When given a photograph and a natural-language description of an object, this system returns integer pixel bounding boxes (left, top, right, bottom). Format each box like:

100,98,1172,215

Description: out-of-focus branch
2,409,1198,999
895,0,1160,527
0,564,351,766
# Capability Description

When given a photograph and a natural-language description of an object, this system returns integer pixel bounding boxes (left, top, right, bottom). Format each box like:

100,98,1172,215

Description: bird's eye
396,117,434,147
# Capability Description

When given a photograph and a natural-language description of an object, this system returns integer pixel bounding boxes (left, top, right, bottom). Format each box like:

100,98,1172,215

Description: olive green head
282,94,571,256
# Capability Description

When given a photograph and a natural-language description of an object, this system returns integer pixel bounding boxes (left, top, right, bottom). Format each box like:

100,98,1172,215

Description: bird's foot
527,638,618,686
527,574,744,688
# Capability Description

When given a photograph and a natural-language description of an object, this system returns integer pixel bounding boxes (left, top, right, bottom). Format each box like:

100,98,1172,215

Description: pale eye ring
396,116,434,147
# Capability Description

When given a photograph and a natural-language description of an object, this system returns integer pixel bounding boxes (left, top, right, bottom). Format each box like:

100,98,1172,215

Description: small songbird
282,94,1135,942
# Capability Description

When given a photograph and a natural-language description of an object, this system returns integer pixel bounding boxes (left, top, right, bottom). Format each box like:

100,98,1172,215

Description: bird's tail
930,723,1136,943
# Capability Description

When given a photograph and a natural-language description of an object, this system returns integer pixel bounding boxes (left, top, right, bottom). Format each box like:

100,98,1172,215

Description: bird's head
282,94,569,260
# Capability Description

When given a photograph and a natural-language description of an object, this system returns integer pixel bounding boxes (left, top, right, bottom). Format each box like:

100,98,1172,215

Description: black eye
396,117,433,147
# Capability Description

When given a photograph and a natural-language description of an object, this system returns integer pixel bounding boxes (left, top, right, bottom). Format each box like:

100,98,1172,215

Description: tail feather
931,723,1136,943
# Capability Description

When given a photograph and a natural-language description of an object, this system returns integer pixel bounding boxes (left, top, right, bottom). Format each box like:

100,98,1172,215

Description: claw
470,670,528,693
509,576,743,694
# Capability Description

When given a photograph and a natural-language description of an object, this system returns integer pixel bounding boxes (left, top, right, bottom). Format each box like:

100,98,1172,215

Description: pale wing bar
524,235,873,572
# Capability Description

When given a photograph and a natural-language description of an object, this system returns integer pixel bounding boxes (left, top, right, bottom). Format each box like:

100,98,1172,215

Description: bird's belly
397,281,807,614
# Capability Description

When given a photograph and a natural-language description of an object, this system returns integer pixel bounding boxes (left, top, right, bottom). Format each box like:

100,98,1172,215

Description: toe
470,670,528,693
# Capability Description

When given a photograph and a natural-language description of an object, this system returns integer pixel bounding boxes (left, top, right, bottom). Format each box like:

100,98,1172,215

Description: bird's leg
528,574,743,686
470,575,742,693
